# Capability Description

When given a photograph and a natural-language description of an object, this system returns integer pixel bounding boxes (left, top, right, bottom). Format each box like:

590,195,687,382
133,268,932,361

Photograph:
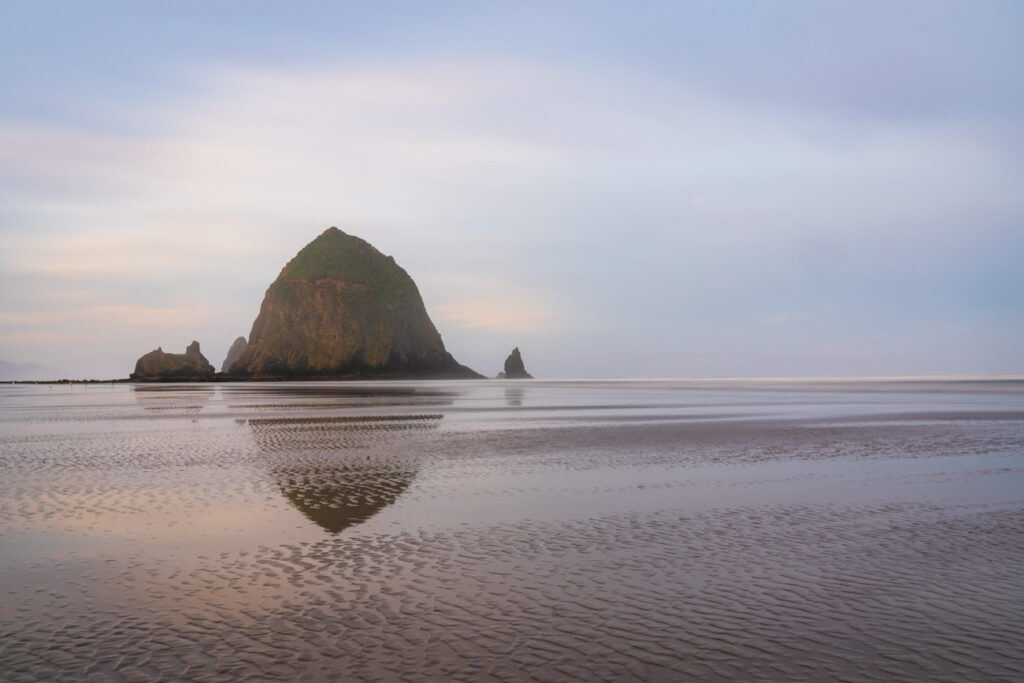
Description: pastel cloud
1,5,1022,378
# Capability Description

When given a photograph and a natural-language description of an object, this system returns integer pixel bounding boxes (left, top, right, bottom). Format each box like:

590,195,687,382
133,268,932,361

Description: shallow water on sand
1,378,1023,681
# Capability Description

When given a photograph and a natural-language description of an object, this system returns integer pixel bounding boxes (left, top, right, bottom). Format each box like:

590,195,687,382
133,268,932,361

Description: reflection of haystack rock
131,384,215,412
224,382,458,405
131,341,215,381
230,228,481,379
505,387,524,406
245,393,448,533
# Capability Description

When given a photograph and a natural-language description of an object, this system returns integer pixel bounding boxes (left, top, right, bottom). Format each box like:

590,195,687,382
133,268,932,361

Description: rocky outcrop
131,341,215,381
503,347,533,379
229,227,481,379
220,336,247,373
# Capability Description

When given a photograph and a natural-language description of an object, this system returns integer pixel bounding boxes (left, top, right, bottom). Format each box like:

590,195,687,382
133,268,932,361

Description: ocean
1,378,1022,680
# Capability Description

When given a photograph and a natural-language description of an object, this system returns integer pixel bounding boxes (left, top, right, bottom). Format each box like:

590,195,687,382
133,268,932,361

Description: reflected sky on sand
1,379,1023,680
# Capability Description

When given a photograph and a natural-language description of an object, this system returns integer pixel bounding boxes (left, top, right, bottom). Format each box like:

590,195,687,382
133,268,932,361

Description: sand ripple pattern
3,503,1023,681
1,379,1023,681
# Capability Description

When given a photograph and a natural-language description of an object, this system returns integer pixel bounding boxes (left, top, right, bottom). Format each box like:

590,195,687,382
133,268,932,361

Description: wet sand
1,379,1023,680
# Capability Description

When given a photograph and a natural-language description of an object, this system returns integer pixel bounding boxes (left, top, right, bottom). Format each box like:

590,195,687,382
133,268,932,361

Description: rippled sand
1,379,1023,680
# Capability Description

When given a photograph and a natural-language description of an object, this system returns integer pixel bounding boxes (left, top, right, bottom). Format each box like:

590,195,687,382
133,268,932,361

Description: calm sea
2,379,1023,680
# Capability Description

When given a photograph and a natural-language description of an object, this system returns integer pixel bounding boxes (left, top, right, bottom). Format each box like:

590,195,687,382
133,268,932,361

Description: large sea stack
131,341,215,381
230,228,481,379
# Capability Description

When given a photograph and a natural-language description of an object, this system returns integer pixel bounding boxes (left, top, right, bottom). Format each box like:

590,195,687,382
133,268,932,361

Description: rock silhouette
230,228,481,379
220,336,247,373
131,341,215,381
503,347,533,379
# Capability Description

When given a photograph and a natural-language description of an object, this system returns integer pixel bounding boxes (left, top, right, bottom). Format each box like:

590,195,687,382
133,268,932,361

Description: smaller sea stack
503,347,533,379
220,336,247,373
131,341,215,381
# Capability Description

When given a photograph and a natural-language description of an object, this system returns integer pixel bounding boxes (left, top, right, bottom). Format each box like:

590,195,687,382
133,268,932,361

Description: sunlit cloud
3,60,1014,256
435,299,559,334
430,273,567,335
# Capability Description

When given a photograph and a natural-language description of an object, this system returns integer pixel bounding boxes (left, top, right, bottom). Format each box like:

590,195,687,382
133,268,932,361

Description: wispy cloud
0,304,228,329
2,38,1022,376
434,297,562,334
765,312,805,325
429,272,567,335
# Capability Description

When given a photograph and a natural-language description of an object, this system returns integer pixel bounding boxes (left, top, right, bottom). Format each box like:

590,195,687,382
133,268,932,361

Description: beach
1,379,1022,680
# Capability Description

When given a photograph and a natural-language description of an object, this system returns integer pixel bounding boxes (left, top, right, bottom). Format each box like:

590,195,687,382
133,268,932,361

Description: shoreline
6,374,1024,385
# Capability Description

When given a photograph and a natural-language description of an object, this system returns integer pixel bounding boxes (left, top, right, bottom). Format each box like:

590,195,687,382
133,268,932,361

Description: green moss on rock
230,228,481,379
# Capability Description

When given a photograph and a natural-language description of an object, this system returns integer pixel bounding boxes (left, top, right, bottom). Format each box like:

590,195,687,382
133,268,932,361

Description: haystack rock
229,227,481,379
220,336,247,373
131,341,215,381
503,347,533,379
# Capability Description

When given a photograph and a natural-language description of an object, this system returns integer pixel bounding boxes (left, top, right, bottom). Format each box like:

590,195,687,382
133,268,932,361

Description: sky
1,1,1022,379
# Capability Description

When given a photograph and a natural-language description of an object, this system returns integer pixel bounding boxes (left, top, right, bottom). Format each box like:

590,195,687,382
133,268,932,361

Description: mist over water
1,379,1023,680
